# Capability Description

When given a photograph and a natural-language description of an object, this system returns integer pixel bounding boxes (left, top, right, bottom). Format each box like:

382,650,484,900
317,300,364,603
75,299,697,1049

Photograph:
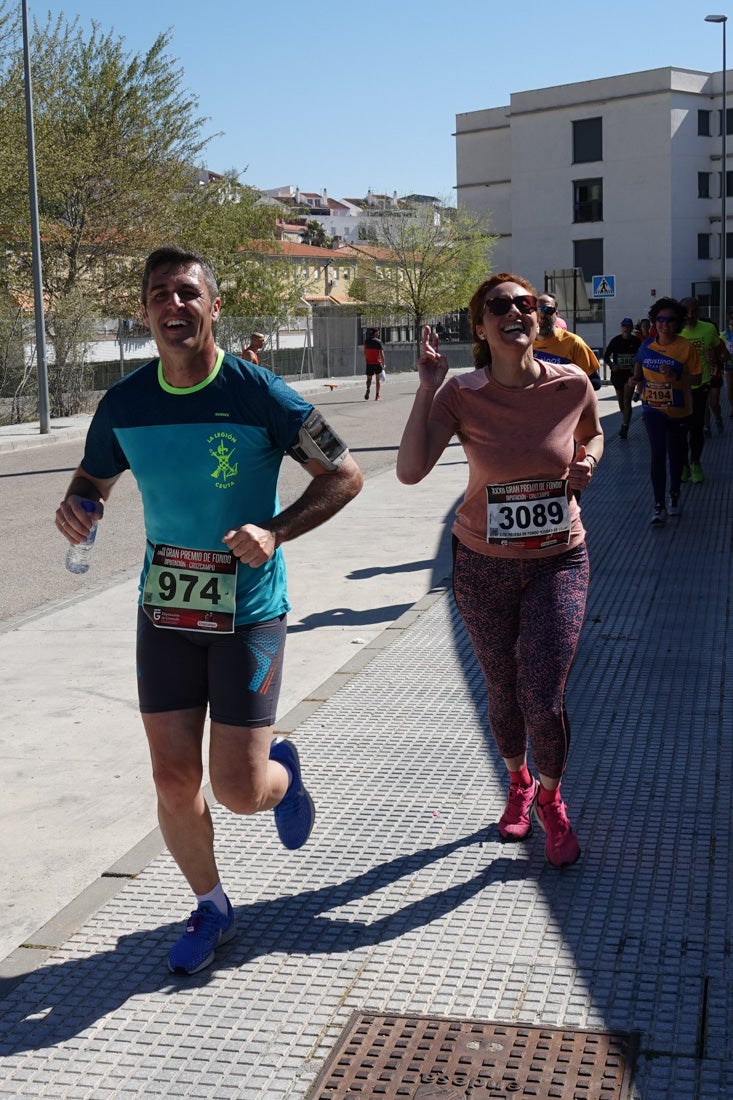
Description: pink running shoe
498,778,539,840
535,796,580,867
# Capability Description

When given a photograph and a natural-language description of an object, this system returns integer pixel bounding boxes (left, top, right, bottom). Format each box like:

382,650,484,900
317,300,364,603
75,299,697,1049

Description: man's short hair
141,245,219,304
250,332,265,342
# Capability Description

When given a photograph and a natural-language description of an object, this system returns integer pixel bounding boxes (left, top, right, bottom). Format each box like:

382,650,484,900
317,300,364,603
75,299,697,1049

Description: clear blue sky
35,0,731,203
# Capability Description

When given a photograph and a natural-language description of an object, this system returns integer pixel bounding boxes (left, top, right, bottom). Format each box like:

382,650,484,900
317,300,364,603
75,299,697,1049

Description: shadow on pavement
0,830,524,1055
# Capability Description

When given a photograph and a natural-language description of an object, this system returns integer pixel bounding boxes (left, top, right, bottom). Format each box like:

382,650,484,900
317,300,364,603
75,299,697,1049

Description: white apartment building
455,67,731,344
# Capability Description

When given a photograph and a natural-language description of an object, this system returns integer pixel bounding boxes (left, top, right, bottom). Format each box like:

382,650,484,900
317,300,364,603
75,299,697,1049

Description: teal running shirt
81,350,313,625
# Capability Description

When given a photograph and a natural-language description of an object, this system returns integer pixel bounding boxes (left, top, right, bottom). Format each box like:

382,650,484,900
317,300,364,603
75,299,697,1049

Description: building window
573,179,603,222
727,232,733,260
572,117,602,164
698,233,711,260
573,238,603,281
719,108,733,135
699,172,711,198
727,171,733,198
698,110,711,136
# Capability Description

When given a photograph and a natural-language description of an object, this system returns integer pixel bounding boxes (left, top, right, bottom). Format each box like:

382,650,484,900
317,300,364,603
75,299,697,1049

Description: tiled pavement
0,398,732,1099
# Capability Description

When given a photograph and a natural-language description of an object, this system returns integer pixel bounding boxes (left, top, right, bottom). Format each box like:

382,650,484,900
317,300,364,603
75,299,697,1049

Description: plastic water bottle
65,501,99,574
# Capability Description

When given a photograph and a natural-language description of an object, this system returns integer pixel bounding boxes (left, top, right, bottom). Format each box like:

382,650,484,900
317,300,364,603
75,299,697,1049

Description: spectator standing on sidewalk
55,246,363,975
397,273,603,868
632,297,701,524
604,317,640,438
679,297,720,482
241,331,266,364
363,328,385,401
534,292,602,390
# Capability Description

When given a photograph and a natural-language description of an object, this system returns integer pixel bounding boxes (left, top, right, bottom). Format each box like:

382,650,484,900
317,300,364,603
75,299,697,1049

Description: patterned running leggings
452,541,590,779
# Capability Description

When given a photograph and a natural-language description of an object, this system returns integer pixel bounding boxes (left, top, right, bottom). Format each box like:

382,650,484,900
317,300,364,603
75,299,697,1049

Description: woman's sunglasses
483,294,538,317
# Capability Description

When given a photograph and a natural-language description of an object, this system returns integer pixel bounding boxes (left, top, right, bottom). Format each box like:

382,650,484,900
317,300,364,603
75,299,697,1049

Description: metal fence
1,310,475,422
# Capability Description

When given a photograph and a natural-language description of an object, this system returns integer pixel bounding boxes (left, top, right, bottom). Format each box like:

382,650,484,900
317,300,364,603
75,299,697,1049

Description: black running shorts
136,607,286,728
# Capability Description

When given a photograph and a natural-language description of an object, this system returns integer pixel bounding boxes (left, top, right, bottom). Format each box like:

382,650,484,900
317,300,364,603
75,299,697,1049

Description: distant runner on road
363,328,385,402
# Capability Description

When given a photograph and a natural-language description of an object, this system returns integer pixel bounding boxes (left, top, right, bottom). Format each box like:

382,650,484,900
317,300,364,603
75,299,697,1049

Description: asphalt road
0,376,424,625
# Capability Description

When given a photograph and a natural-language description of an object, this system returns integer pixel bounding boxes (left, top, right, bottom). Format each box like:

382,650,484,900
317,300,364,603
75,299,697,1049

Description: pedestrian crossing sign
592,275,616,298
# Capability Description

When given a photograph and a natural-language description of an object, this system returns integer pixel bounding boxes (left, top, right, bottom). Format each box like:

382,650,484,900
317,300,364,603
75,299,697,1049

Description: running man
534,293,602,388
55,246,363,974
604,317,640,438
679,297,720,483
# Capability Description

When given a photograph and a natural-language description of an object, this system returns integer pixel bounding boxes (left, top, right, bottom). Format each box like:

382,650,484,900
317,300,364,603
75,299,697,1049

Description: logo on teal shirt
208,431,239,489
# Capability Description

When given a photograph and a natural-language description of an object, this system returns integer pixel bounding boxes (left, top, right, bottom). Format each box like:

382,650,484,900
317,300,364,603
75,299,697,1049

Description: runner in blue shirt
56,246,363,974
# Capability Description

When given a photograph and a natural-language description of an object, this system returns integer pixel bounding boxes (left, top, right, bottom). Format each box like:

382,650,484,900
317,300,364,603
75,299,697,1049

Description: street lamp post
21,0,50,433
706,14,728,331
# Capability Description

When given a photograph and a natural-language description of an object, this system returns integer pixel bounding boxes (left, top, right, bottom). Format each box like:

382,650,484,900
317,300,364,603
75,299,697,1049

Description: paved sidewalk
1,395,732,1098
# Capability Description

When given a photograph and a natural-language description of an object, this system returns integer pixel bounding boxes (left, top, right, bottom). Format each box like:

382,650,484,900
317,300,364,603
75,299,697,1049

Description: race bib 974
142,544,238,633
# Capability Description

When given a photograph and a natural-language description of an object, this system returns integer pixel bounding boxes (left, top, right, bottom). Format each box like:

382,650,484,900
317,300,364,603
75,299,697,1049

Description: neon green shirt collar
157,347,225,394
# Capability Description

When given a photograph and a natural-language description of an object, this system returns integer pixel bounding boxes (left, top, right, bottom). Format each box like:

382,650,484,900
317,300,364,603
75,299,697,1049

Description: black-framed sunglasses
538,304,557,315
483,294,537,317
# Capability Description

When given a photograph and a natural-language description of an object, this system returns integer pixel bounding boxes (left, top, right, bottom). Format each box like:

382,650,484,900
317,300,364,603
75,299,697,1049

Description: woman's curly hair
648,297,685,332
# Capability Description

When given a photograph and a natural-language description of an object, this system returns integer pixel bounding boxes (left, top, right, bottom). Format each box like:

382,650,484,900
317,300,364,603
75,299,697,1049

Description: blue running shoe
270,737,316,850
167,899,235,975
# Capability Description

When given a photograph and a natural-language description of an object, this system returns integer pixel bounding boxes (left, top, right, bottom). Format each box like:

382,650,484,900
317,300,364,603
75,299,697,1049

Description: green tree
0,291,29,423
0,16,212,314
0,12,288,413
301,219,332,248
44,285,96,417
349,201,495,351
173,173,306,321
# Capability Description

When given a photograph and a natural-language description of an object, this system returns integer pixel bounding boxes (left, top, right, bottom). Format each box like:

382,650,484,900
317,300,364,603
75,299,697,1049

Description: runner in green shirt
679,297,720,483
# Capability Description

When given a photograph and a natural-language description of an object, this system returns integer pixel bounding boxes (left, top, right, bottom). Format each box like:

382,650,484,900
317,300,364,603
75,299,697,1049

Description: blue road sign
592,275,616,298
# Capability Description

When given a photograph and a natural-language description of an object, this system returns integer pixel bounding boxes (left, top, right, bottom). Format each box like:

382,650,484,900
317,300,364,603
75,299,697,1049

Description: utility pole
22,0,50,433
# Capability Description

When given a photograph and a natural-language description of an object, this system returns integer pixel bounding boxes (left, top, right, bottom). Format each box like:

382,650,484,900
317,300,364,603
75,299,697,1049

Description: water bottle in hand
65,500,99,575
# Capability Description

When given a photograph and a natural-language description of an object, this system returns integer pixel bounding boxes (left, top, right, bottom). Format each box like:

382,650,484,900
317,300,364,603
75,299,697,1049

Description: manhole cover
308,1013,638,1099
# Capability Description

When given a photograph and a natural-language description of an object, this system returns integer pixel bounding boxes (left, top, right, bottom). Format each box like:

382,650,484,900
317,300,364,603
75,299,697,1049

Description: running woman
397,273,603,867
632,298,702,524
